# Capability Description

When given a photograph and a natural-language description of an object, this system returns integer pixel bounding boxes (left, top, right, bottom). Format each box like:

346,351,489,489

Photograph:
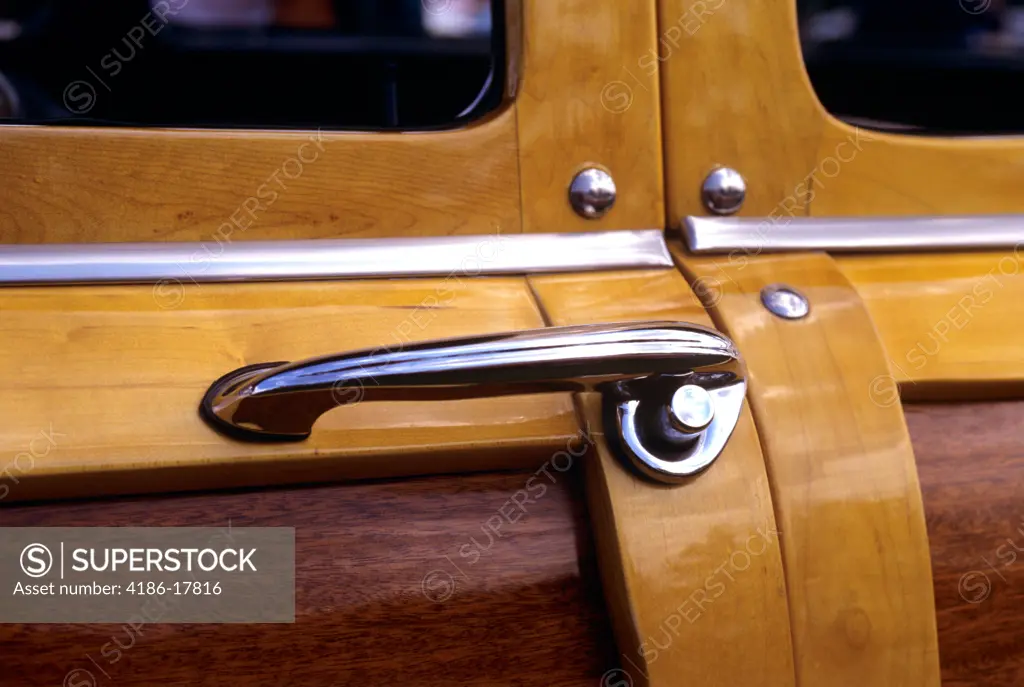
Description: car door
660,0,1023,684
2,0,1008,685
0,2,778,686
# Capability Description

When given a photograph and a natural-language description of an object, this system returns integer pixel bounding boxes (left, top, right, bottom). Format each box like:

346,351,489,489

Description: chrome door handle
200,321,747,484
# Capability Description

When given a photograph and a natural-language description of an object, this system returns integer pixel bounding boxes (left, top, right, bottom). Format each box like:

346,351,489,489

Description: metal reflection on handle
199,321,747,484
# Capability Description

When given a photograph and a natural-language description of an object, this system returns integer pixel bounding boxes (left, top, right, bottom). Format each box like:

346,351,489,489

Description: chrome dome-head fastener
760,284,810,320
668,384,716,434
701,167,746,215
569,168,617,219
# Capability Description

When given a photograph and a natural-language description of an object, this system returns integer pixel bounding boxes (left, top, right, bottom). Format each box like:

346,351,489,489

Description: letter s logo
20,543,53,578
62,81,97,115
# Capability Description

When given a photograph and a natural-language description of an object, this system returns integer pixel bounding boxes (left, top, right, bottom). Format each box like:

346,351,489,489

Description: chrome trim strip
0,230,671,285
683,215,1024,253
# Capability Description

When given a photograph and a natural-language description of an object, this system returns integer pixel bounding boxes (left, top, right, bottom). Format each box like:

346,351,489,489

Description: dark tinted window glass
0,0,503,130
799,0,1024,134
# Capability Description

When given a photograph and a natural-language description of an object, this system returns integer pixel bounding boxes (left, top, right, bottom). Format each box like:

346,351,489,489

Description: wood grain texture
0,471,618,686
839,253,1024,400
908,401,1024,687
659,0,1024,224
530,270,795,687
0,278,579,502
0,111,522,244
673,248,941,687
658,0,819,222
517,0,665,233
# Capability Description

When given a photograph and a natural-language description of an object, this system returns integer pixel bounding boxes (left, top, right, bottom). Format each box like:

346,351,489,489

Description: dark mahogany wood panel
907,402,1024,687
0,470,617,687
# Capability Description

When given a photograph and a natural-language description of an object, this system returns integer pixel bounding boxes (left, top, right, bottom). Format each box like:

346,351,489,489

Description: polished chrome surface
684,215,1024,253
760,284,810,320
700,167,746,216
200,321,747,484
614,379,746,483
568,168,617,219
0,230,671,286
668,384,715,433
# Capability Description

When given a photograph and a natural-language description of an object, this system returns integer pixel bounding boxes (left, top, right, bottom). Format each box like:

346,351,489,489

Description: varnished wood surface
0,278,579,501
530,270,795,687
659,0,1024,223
908,402,1024,687
0,470,618,686
839,253,1024,400
658,0,818,221
517,0,664,233
0,112,523,243
674,249,941,687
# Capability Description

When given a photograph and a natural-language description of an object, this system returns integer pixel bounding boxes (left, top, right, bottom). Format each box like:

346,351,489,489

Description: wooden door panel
0,256,984,687
0,471,618,687
909,402,1024,687
0,259,800,687
0,278,579,501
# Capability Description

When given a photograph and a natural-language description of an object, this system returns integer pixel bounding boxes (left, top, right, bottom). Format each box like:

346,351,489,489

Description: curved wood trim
530,270,795,687
672,247,941,686
659,0,1024,223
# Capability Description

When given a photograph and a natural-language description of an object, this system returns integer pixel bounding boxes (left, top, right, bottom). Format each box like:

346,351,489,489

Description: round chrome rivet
569,168,617,219
701,167,746,215
668,384,716,434
761,284,810,320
